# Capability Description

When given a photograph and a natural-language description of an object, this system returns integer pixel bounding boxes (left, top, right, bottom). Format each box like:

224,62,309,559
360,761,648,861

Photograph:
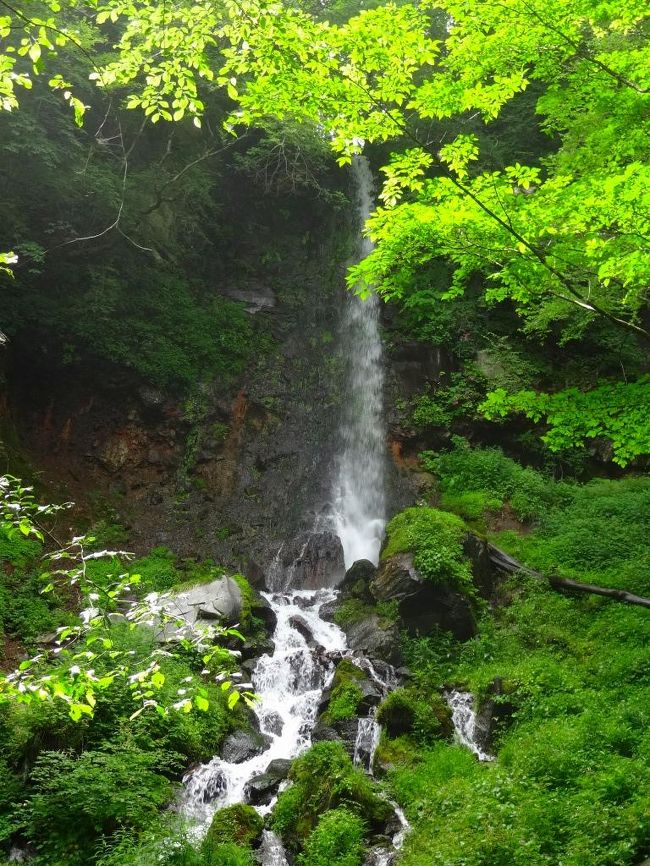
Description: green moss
0,527,64,643
376,689,417,737
382,507,474,594
0,526,41,569
325,681,364,723
231,573,255,630
205,804,264,849
322,660,366,723
333,598,373,627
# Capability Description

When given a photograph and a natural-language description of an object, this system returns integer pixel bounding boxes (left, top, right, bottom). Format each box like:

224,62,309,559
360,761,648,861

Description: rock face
343,614,402,665
267,531,345,591
371,552,476,641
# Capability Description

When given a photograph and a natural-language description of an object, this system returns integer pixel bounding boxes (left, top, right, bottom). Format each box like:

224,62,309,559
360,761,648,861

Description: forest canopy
1,0,649,463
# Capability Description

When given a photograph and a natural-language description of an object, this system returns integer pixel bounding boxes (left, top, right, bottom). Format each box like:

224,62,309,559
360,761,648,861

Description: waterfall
332,156,386,569
179,154,406,857
445,689,494,762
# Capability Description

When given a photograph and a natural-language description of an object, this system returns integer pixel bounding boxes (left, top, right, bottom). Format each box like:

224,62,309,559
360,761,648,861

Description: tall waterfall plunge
333,157,387,568
180,157,405,861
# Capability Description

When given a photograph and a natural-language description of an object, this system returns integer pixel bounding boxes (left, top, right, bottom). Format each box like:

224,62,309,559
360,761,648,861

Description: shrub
26,743,173,864
272,742,391,850
382,507,474,594
423,439,572,524
299,808,366,866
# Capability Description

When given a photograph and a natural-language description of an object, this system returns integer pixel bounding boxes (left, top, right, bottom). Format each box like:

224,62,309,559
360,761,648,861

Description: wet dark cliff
1,163,420,575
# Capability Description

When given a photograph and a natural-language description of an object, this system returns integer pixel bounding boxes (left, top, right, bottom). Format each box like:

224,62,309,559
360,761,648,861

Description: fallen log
487,543,650,610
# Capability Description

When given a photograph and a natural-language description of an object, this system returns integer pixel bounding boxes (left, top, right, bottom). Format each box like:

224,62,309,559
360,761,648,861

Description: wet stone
221,730,271,764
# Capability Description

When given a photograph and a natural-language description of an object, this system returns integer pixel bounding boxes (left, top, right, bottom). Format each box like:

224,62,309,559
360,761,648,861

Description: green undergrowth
428,440,650,595
0,526,70,647
0,617,240,865
332,598,398,629
422,437,573,529
299,807,366,866
382,450,650,866
0,526,261,865
272,741,392,854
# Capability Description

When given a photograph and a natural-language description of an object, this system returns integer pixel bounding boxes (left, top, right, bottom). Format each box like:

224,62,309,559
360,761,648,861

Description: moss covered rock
205,803,264,848
271,742,393,851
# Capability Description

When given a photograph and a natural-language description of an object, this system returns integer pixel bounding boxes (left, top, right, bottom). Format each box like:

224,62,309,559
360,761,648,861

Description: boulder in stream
244,758,292,805
221,730,271,764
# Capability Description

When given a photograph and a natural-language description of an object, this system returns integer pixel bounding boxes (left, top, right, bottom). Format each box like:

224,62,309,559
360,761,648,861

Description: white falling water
180,154,407,862
353,714,381,774
258,830,290,866
182,589,347,829
333,156,386,569
445,689,494,762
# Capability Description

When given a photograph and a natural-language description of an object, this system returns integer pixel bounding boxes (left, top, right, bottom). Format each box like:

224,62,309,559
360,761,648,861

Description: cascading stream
332,156,386,569
445,689,494,762
182,589,347,828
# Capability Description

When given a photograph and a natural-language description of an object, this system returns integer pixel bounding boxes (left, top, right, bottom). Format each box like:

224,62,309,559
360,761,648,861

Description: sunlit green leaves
481,375,650,465
0,476,253,721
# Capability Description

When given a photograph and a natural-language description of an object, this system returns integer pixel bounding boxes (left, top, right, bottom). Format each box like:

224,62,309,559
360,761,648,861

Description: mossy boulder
376,688,452,741
380,507,474,591
205,803,264,848
373,508,481,640
323,660,380,722
272,742,393,852
337,559,377,600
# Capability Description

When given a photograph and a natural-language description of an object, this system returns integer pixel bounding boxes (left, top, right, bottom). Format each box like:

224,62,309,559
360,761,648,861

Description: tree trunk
487,543,650,610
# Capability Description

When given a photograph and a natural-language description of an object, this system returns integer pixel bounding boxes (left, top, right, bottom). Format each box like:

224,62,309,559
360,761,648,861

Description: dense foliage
377,451,650,866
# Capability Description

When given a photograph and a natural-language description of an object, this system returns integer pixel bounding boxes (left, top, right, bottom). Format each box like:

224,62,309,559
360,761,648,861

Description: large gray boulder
157,575,243,641
221,730,270,764
371,552,476,641
343,613,402,666
168,575,242,624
